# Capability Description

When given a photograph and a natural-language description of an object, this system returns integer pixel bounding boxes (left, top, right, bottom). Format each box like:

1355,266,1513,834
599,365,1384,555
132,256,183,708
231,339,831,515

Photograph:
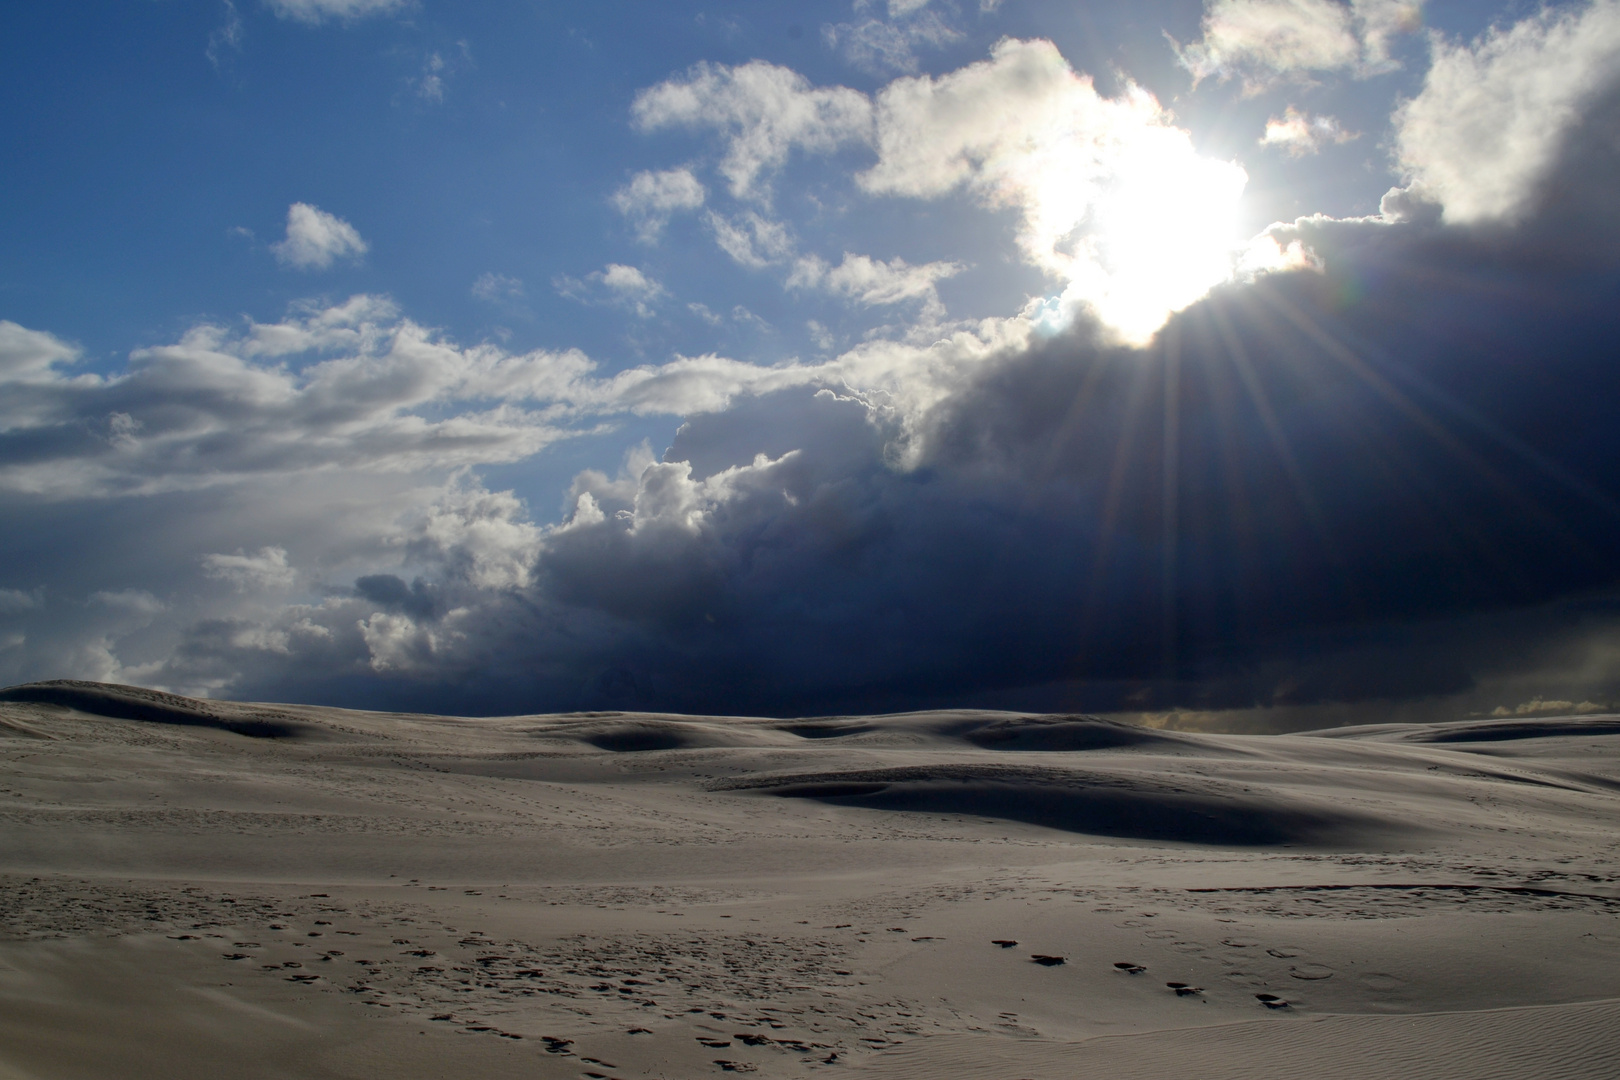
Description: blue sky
4,0,1620,723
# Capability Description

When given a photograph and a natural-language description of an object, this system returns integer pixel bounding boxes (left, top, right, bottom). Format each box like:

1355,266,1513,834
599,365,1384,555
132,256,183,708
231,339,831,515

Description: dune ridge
0,679,323,739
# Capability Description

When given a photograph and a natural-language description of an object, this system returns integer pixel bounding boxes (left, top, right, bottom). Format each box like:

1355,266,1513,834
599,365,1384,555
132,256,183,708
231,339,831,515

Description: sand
0,680,1617,1079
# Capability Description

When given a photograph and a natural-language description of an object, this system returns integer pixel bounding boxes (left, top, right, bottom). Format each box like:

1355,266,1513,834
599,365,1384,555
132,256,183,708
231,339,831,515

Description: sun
1002,84,1252,347
1080,128,1250,345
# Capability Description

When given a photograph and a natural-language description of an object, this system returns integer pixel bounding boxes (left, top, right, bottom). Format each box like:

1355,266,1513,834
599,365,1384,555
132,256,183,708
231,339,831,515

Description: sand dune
1,681,1617,1078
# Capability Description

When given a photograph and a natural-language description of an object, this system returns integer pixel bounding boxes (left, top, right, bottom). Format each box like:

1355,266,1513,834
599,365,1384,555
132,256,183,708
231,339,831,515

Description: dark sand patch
719,764,1397,847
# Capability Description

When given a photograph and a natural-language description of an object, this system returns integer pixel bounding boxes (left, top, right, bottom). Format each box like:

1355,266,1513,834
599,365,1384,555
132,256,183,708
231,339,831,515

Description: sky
3,0,1620,726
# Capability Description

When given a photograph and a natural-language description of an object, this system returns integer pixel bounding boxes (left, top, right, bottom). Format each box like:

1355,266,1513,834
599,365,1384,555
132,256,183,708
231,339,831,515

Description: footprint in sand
1030,954,1065,966
1359,972,1404,992
1166,982,1203,997
1221,938,1260,948
1256,993,1289,1009
991,940,1018,948
1289,963,1333,980
1113,962,1146,974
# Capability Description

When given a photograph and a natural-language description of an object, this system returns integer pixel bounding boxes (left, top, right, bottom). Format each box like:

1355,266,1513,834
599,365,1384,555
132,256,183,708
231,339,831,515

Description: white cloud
598,264,667,317
705,210,796,268
270,203,368,270
564,450,800,538
555,264,668,317
359,608,466,672
631,60,872,199
613,168,707,242
789,252,963,308
1179,0,1357,82
0,321,78,380
0,300,846,498
597,264,657,293
262,0,410,25
407,484,542,591
1176,0,1423,86
202,547,298,591
1393,0,1620,225
1259,106,1359,155
859,38,1249,343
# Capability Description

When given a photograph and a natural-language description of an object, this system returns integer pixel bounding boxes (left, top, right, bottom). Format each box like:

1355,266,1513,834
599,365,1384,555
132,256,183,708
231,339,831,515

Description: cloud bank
7,12,1620,727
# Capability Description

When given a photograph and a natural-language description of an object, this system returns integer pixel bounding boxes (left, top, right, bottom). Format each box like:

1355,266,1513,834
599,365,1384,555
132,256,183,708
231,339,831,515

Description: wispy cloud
704,211,795,269
555,264,669,317
206,1,244,70
471,272,524,304
823,1,962,75
262,0,411,26
789,252,963,309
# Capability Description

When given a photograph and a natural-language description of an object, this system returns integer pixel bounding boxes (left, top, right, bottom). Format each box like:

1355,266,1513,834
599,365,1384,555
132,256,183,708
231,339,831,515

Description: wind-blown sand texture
1,680,1617,1079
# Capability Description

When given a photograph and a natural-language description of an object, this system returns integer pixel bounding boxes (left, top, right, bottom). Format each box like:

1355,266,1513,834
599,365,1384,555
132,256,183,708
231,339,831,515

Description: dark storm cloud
303,87,1620,719
353,574,441,621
